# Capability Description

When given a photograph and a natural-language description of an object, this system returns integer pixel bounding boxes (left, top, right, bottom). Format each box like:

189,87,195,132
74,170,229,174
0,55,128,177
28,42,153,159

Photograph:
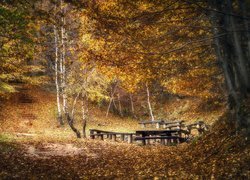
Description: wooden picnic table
135,129,187,145
163,120,184,125
162,120,185,129
138,120,164,129
89,129,136,143
186,121,209,135
139,120,185,129
136,129,179,136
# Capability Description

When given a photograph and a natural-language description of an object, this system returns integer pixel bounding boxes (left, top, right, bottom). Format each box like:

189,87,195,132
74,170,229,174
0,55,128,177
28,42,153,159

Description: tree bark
227,0,250,91
209,0,249,137
82,92,87,138
238,0,250,65
64,85,81,138
117,93,123,117
146,84,154,121
106,82,118,117
71,92,80,119
54,25,63,126
60,0,67,115
66,113,81,138
129,93,136,118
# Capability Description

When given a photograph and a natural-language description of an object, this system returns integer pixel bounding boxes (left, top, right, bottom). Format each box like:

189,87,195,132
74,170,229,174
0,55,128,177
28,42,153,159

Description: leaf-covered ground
0,86,249,178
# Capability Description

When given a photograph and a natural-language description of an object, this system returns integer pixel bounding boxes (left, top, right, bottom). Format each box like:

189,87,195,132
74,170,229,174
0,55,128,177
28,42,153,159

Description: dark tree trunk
208,0,250,137
66,113,81,138
82,92,88,138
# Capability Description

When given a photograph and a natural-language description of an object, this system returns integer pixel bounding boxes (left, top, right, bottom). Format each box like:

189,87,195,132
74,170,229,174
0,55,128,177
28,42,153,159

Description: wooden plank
134,136,184,140
89,129,135,136
136,130,180,137
138,120,164,124
163,120,184,125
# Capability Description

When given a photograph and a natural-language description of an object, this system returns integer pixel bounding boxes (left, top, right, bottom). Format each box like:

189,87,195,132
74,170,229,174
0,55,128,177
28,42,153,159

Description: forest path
24,143,98,158
0,85,249,178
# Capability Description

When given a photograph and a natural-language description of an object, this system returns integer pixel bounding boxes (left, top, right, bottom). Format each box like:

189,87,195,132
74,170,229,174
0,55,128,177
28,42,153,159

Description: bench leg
128,135,133,143
100,134,104,140
161,139,165,145
165,139,169,145
109,134,112,140
121,134,125,141
90,130,94,139
142,138,146,145
112,134,116,141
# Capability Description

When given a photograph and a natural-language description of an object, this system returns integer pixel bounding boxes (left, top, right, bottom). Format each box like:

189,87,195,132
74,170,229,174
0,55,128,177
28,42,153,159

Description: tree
0,1,43,95
203,0,250,136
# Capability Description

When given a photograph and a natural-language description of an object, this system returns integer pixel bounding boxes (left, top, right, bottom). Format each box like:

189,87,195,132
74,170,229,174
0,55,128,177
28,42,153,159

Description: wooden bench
89,129,135,143
139,120,164,129
134,136,186,145
162,120,184,129
186,121,209,135
135,129,188,145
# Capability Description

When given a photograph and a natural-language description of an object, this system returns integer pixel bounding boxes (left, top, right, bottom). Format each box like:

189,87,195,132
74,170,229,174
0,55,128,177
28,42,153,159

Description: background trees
1,0,249,137
0,0,43,95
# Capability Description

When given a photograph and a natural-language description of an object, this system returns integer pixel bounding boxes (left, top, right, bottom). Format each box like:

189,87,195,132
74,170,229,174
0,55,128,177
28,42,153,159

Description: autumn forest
0,0,249,178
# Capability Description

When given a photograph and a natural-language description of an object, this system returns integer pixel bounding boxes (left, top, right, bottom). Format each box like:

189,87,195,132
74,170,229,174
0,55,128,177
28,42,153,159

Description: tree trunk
238,0,250,66
129,93,136,118
117,93,123,117
66,113,81,138
106,82,118,117
209,0,249,137
60,0,67,115
146,84,154,121
54,25,63,126
64,85,81,138
227,0,250,91
112,98,118,110
82,92,87,138
71,92,80,119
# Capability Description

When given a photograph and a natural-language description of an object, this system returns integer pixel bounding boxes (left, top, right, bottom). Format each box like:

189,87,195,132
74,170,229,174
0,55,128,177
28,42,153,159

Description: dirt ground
0,86,249,178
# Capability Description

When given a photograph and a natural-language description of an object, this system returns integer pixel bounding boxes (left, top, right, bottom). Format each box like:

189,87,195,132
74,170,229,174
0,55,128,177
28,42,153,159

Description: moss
0,133,14,143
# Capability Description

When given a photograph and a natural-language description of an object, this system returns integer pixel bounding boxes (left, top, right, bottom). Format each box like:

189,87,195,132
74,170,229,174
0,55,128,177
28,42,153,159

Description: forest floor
0,85,249,178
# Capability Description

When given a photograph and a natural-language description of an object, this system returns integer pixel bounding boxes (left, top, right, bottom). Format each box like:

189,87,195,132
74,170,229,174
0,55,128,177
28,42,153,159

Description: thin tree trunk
146,84,154,121
65,88,81,138
54,25,63,126
71,92,80,119
60,0,67,114
106,82,118,117
58,0,80,138
129,93,136,118
82,92,87,138
117,93,123,117
112,98,118,110
227,0,250,91
66,113,81,138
